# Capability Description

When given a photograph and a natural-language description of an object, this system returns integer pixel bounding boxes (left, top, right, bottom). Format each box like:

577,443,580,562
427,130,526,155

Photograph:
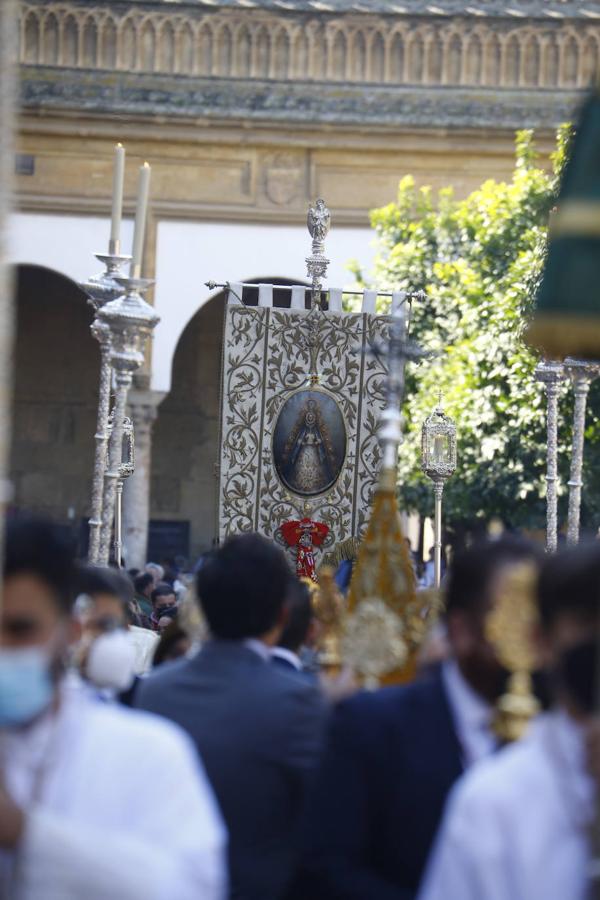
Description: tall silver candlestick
97,275,159,565
565,357,599,546
80,249,131,564
534,359,565,553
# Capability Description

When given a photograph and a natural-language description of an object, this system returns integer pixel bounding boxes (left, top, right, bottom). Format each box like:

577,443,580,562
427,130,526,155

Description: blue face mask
0,646,54,727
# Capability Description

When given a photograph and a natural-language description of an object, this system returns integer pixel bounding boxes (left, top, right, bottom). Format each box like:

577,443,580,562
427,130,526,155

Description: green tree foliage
352,127,600,540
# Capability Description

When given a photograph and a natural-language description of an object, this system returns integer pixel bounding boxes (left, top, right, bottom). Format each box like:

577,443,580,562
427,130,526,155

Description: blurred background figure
155,606,178,635
419,541,600,900
135,533,328,900
0,517,227,900
133,571,154,628
161,557,188,602
73,564,159,696
73,566,138,695
145,562,165,587
295,536,541,900
150,582,178,632
152,620,192,668
272,579,318,679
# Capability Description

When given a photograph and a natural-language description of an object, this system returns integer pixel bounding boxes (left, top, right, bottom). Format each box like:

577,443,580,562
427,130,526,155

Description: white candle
130,162,151,278
109,143,125,251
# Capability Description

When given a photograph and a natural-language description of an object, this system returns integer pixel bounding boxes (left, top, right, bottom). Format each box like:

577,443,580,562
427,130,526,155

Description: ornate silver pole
432,482,444,588
421,394,457,589
565,358,599,545
534,359,565,552
306,199,331,310
97,276,159,565
109,415,135,568
81,250,131,563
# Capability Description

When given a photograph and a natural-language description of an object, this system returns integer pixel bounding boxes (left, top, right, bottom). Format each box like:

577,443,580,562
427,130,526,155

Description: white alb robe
419,710,593,900
0,680,227,900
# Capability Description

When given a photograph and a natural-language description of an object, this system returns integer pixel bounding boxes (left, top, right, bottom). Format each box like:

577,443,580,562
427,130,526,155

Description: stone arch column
382,31,394,82
122,382,165,569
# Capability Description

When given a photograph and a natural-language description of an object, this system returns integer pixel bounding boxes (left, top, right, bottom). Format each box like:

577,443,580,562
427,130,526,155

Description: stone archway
9,264,99,549
148,278,302,566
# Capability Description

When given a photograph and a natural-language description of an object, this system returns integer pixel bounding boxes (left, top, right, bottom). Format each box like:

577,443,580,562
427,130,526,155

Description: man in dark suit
135,534,327,900
296,537,541,900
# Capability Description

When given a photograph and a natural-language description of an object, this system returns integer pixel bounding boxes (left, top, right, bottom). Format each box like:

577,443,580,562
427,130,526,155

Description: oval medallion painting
273,389,346,497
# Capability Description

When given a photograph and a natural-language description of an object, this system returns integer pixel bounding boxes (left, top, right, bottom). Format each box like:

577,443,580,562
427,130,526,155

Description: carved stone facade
19,2,600,92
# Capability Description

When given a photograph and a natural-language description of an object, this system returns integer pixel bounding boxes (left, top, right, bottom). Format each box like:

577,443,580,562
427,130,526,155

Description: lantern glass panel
121,431,130,466
427,431,451,466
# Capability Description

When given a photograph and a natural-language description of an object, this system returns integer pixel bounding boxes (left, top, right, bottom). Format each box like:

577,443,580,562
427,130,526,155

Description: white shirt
0,679,227,900
419,710,594,900
442,659,496,767
242,638,272,662
127,625,160,674
271,647,302,671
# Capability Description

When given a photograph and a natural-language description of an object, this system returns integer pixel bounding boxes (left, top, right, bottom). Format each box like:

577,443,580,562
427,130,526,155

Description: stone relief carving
262,153,305,206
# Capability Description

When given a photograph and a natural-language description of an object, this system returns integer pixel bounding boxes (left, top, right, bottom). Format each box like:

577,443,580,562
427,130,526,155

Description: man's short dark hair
445,535,542,617
134,572,154,595
278,579,313,653
151,582,176,606
4,517,76,615
197,533,293,640
537,542,600,631
75,565,133,611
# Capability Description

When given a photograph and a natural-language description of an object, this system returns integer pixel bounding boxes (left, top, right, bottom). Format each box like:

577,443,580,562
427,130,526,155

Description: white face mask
85,630,136,692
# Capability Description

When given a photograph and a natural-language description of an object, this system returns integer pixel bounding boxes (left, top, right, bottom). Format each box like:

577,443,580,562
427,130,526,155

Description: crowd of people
0,516,596,899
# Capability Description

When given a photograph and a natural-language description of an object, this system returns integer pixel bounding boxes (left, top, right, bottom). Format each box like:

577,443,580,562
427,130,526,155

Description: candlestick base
114,275,155,294
95,251,132,274
81,251,132,312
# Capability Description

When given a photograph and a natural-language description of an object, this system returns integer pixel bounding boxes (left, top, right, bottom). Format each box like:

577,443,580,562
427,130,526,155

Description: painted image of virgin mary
274,391,346,496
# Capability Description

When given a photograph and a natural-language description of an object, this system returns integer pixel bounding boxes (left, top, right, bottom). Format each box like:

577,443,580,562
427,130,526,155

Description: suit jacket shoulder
332,669,454,755
135,643,327,747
